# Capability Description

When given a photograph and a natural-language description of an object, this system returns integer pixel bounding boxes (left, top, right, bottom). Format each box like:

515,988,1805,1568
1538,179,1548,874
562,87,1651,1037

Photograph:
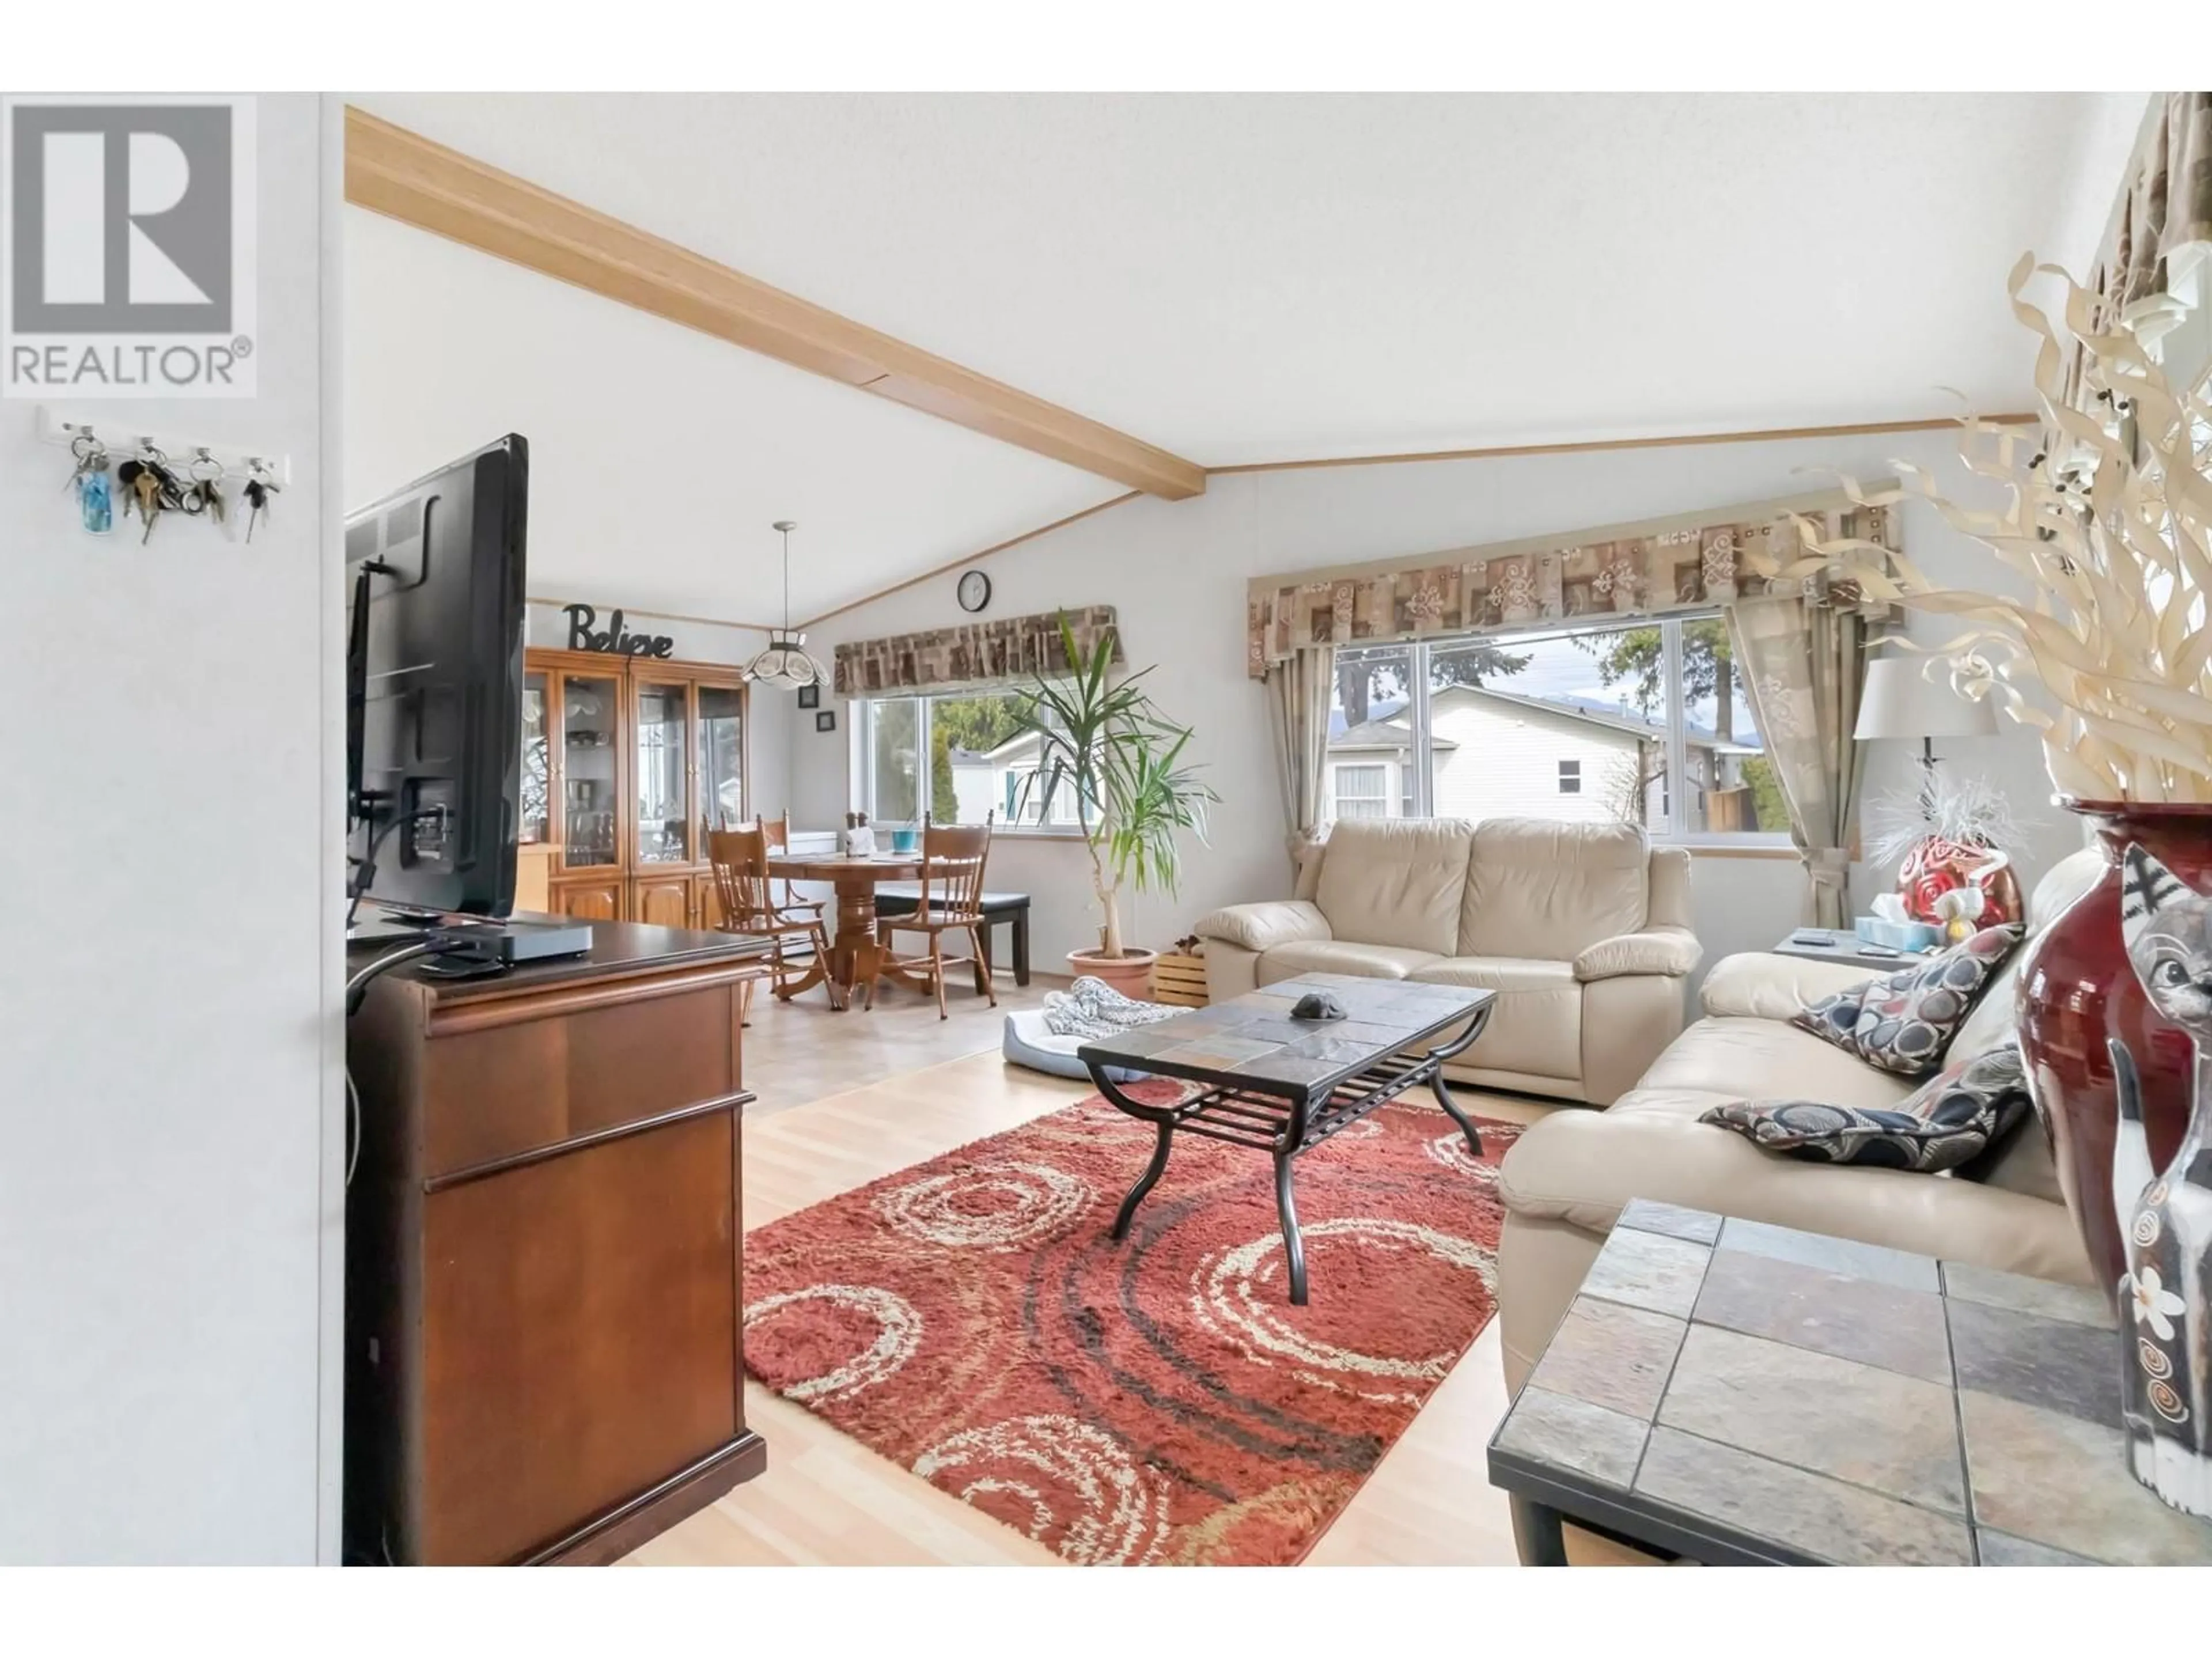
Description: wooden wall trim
1205,413,2037,476
794,414,2032,635
800,491,1139,631
343,107,1205,502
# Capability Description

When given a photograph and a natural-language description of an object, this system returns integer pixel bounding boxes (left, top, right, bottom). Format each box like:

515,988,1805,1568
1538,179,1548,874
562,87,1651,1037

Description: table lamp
1854,653,1998,785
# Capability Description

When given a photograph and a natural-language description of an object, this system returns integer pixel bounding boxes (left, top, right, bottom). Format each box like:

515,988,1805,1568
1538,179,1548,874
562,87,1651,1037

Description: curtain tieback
1804,847,1851,891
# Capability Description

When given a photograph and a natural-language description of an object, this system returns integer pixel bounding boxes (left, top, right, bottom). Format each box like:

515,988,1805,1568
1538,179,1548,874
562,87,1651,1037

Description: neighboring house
949,730,1084,827
945,746,1000,824
1326,684,1764,828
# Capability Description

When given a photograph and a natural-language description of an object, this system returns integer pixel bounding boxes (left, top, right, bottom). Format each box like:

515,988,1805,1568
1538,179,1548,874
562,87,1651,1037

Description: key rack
33,404,293,488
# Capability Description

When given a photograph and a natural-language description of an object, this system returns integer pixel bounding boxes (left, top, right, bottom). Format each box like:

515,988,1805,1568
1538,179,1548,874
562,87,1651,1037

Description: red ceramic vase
2016,801,2212,1302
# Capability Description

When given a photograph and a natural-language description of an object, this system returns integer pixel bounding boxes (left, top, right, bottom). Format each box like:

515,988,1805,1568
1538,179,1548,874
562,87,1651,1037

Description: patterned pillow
1700,1046,2031,1172
1789,924,2021,1077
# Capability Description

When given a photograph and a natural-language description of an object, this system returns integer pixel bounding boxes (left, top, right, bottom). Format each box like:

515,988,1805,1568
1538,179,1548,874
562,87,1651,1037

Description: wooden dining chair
707,826,844,1011
756,814,825,923
872,815,997,1020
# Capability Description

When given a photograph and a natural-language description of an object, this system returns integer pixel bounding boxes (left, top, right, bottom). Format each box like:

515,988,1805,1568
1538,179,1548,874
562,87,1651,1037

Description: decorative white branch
1758,255,2212,804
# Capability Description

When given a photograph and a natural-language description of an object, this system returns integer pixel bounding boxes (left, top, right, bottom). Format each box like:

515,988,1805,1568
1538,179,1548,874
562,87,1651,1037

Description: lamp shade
1854,656,2000,742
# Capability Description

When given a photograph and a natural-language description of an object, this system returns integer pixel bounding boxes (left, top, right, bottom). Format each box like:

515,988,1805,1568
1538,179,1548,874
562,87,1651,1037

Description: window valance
1244,486,1898,680
834,605,1122,697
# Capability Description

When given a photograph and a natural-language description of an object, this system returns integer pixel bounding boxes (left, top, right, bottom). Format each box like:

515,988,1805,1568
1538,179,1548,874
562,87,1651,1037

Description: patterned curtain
1728,594,1873,927
1264,646,1333,858
1245,488,1895,680
2068,92,2212,406
833,606,1121,697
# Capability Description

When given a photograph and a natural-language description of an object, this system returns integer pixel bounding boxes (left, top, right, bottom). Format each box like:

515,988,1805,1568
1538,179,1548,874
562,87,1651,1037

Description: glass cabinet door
561,673,620,869
697,683,745,839
520,670,551,845
635,679,693,865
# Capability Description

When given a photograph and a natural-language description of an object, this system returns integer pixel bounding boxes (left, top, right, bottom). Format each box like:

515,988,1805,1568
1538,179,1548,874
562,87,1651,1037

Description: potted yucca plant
1771,252,2212,1309
1014,615,1216,998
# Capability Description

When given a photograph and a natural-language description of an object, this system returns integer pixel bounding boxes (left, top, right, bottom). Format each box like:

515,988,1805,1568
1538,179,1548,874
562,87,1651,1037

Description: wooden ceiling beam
342,107,1207,501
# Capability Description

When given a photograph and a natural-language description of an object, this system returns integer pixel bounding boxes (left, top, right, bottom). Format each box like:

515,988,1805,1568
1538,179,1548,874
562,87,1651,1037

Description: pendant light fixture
743,520,831,690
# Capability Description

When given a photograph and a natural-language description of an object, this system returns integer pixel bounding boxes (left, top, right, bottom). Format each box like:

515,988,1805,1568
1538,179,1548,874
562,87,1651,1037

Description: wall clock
957,569,992,613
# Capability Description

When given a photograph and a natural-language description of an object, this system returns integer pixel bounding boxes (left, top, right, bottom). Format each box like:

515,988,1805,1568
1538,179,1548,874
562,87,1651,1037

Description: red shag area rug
742,1083,1516,1566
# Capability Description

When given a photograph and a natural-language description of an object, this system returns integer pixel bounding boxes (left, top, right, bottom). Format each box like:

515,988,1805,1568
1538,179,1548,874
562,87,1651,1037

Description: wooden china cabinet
521,647,748,927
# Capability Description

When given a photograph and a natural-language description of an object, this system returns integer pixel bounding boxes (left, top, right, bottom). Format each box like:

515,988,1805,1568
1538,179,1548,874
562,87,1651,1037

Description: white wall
794,428,2084,977
0,94,339,1562
523,601,793,821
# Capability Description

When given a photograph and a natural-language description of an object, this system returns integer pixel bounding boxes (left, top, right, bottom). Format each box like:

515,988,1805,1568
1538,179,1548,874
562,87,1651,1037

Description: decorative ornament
1866,771,2028,929
1930,882,1986,945
744,520,832,690
2110,843,2212,1518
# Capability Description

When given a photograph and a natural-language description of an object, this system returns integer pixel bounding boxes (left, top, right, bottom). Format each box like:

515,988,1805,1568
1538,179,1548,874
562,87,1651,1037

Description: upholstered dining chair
707,825,844,1010
872,815,997,1020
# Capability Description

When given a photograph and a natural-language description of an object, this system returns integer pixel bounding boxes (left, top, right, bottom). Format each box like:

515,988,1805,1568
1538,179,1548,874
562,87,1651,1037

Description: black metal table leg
1273,1150,1308,1305
1430,1070,1484,1158
1111,1119,1175,1240
1511,1495,1570,1566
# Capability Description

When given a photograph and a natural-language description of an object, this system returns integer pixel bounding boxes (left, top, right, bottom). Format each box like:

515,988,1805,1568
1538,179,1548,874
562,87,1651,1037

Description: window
861,688,1077,830
1328,613,1783,842
1324,643,1417,825
1331,762,1390,819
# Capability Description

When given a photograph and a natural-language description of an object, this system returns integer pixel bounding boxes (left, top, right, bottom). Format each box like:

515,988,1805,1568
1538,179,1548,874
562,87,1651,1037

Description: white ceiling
346,91,2146,622
344,210,1116,624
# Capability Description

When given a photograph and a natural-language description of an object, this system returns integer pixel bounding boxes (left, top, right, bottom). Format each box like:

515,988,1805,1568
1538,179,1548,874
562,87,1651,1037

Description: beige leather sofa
1195,818,1701,1106
1495,847,2103,1404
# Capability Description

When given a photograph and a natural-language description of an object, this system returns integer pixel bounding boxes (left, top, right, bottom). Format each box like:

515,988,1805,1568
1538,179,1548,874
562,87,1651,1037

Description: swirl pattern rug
742,1083,1514,1566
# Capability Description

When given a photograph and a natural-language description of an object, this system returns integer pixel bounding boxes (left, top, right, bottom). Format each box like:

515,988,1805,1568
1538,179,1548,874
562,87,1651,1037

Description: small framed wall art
798,684,820,709
816,710,837,733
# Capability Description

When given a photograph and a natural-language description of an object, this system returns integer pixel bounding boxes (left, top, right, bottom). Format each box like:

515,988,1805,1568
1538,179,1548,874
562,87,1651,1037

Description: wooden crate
1153,950,1209,1007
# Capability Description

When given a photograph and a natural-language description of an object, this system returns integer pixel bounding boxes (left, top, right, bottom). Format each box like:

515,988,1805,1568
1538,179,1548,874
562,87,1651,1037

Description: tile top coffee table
1487,1200,2212,1566
1078,973,1494,1305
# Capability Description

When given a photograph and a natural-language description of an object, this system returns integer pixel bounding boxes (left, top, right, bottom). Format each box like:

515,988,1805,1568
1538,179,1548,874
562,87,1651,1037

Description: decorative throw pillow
1789,924,2021,1076
1700,1045,2031,1173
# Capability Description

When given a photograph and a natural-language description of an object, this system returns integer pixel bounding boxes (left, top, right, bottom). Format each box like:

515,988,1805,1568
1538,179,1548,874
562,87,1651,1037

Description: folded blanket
1040,975,1182,1040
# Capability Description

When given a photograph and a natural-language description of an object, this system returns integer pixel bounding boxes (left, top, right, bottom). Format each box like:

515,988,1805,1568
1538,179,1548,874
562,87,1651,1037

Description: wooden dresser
343,921,772,1565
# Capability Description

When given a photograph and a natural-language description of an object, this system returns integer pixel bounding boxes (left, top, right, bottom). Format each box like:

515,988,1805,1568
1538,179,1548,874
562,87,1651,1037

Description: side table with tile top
1486,1200,2212,1566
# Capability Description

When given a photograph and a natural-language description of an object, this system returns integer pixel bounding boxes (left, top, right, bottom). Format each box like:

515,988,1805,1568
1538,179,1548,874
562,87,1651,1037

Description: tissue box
1856,915,1944,952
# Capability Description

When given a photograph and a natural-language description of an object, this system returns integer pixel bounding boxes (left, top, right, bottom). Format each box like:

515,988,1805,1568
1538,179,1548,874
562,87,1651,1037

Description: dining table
762,850,937,1005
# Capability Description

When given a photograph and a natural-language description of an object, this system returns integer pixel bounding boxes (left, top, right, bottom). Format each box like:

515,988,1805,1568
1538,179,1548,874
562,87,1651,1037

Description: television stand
345,922,776,1563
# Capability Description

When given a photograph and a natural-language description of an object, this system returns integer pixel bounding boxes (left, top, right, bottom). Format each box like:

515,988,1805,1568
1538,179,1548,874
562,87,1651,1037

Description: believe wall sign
563,603,674,658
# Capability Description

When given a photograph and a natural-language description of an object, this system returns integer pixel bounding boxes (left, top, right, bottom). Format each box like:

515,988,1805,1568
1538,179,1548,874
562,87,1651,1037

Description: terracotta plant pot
2016,801,2212,1301
1069,948,1158,1001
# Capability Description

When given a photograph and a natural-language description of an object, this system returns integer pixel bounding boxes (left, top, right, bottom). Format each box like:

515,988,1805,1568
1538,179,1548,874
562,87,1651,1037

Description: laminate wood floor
740,968,1060,1118
629,1002,1646,1567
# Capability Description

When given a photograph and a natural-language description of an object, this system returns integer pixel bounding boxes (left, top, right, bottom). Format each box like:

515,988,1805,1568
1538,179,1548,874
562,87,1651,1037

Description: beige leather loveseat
1494,848,2101,1403
1195,818,1700,1105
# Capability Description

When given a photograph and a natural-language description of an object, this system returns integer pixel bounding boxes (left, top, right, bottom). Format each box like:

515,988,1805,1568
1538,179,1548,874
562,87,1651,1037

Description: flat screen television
344,434,529,918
